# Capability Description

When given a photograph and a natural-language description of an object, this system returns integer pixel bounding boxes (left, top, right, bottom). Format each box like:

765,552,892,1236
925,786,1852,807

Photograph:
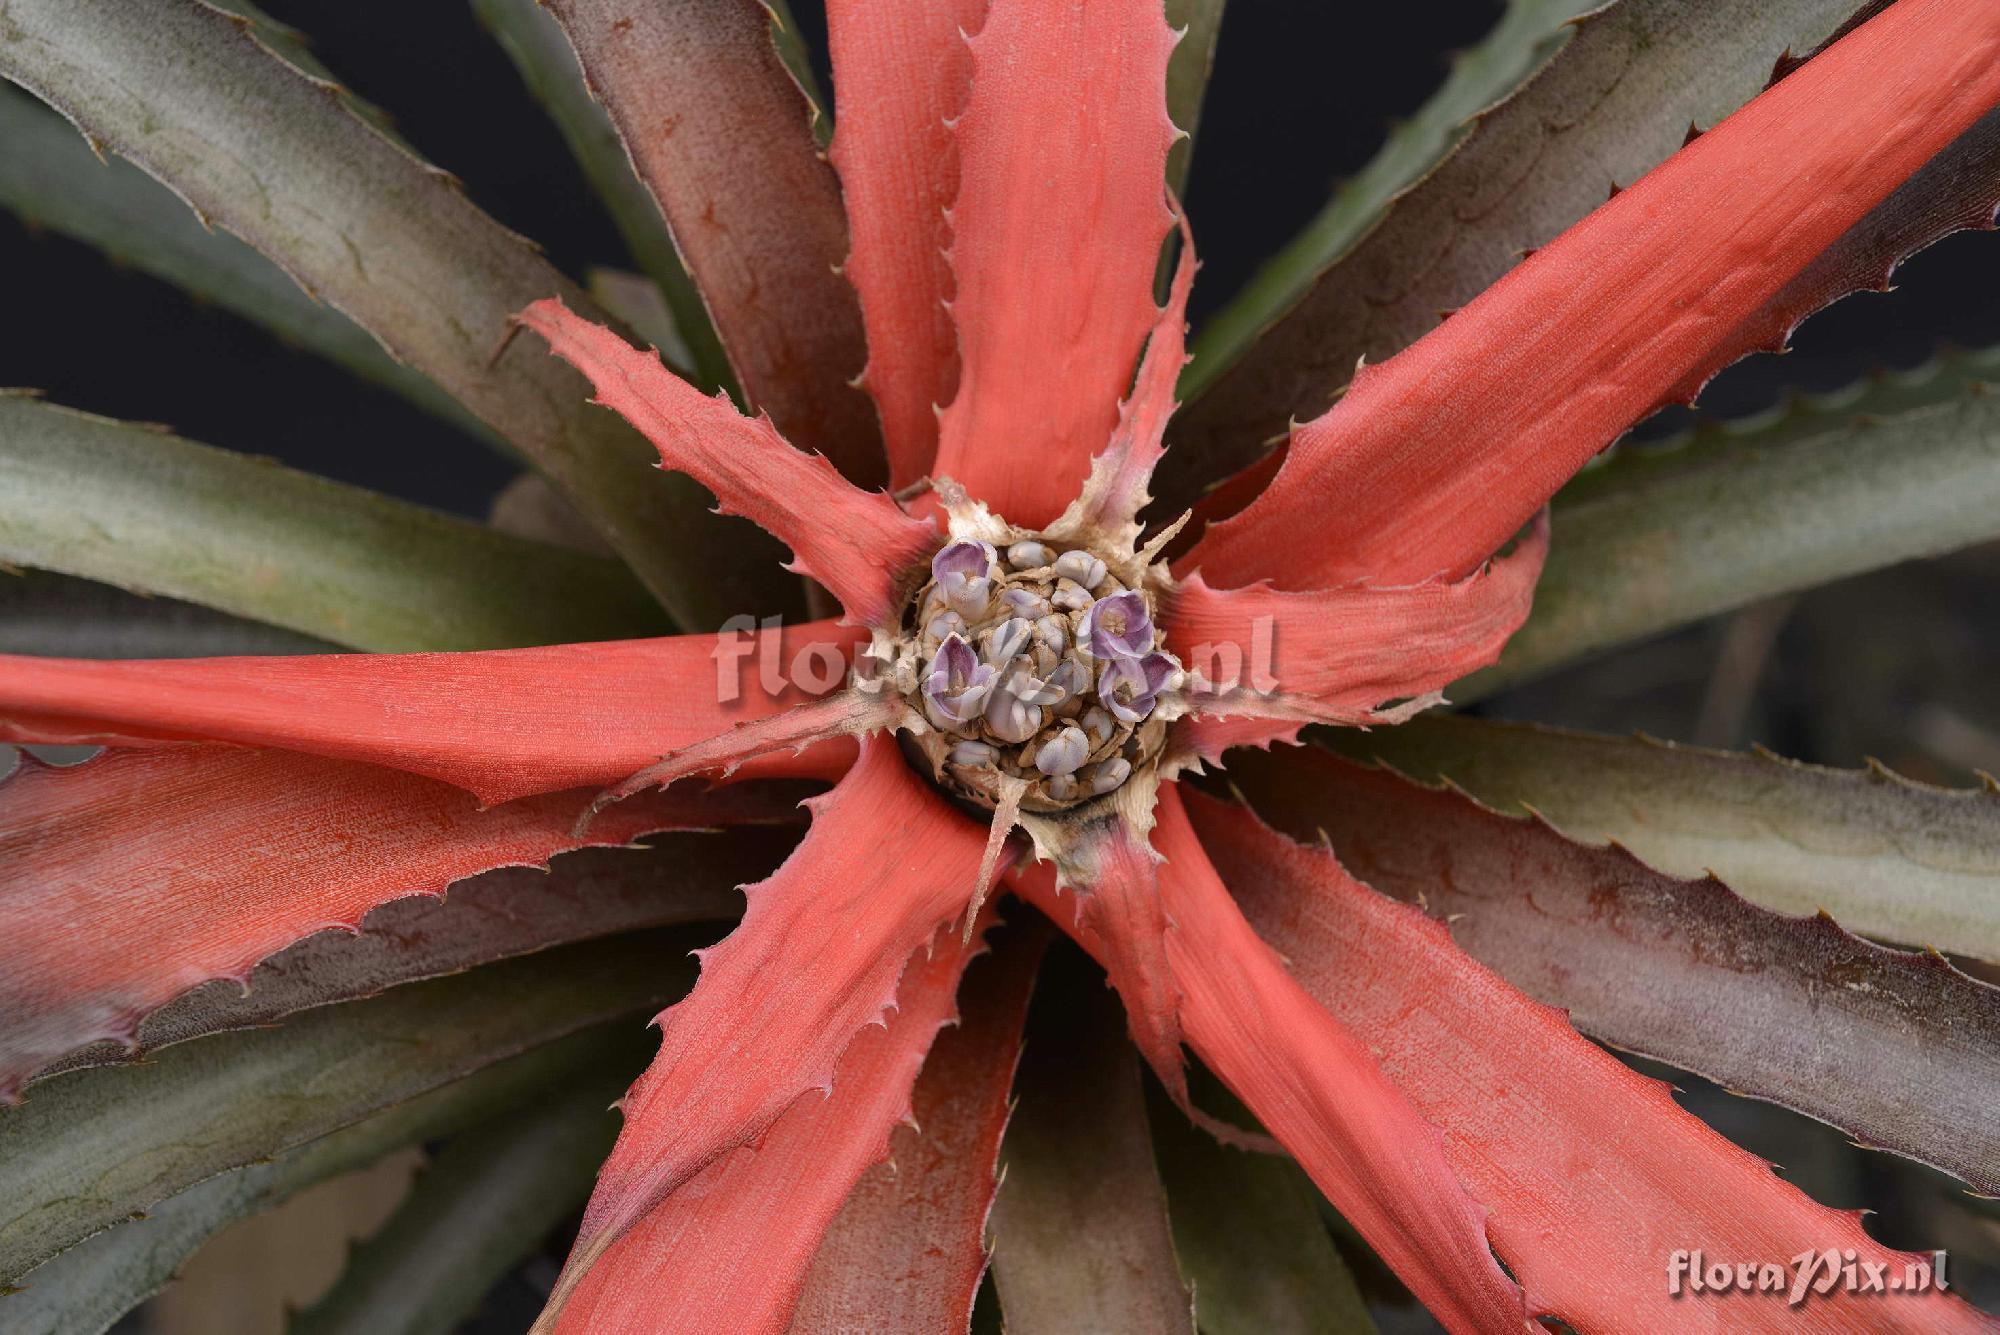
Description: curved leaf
538,736,983,1321
1233,744,2000,1196
471,0,732,396
0,0,792,626
0,931,697,1282
1178,0,1593,398
0,393,666,652
0,743,773,1099
0,1028,638,1335
1190,775,1989,1330
1324,714,2000,959
35,825,790,1083
289,1087,621,1335
0,571,332,659
545,912,988,1332
1661,102,2000,407
1182,0,2000,594
1464,347,2000,695
518,299,935,629
792,919,1046,1334
540,0,884,487
1162,0,1867,509
0,86,499,450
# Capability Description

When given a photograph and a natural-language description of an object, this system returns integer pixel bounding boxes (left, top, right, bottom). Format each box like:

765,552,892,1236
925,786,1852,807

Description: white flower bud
1035,725,1091,777
1088,757,1131,794
1042,659,1090,705
1002,587,1052,620
984,679,1044,743
1081,706,1115,748
949,740,997,767
980,616,1033,665
1006,540,1053,570
1054,550,1106,589
1052,579,1094,613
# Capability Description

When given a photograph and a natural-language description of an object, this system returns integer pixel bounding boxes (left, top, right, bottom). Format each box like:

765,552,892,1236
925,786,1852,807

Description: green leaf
0,571,334,659
764,0,832,143
1161,0,1866,511
0,1029,638,1335
588,266,696,377
0,86,500,452
1163,0,1226,199
1322,714,2000,961
988,952,1193,1335
0,392,668,652
1148,1075,1374,1335
1463,347,2000,697
37,830,778,1085
0,931,695,1282
0,0,795,627
201,0,402,141
471,0,734,397
1181,0,1589,398
288,1088,620,1335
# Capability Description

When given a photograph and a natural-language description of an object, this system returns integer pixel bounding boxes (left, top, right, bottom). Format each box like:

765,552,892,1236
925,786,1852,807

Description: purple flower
1098,651,1179,724
932,540,997,617
922,634,997,726
1086,590,1153,660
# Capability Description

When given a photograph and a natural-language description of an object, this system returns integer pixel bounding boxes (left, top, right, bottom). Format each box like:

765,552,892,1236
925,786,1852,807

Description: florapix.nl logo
1668,1248,1949,1308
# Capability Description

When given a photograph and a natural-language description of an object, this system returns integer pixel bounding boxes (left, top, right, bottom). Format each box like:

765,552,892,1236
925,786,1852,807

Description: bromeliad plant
3,0,2000,1330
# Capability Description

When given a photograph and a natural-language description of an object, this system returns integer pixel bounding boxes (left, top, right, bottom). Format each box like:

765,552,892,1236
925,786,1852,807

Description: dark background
4,0,1999,519
8,4,2000,1330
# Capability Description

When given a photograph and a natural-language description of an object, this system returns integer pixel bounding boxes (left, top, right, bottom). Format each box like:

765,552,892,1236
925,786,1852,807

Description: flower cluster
912,538,1179,811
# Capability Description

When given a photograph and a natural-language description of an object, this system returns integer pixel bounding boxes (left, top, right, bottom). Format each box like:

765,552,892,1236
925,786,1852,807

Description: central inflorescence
898,536,1180,812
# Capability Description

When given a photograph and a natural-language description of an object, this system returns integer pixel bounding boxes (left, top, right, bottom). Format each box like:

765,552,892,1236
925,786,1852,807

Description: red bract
4,0,2000,1330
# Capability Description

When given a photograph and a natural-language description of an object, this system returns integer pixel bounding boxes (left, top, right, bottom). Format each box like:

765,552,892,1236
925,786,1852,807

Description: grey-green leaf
0,571,334,659
0,0,793,627
0,932,694,1282
1161,0,1866,511
1464,348,2000,697
471,0,733,397
1163,0,1226,198
288,1088,620,1335
0,392,667,652
1180,0,1592,398
1324,714,2000,961
201,0,402,141
0,1029,638,1335
0,86,499,451
988,956,1193,1335
589,266,698,383
1148,1077,1374,1335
